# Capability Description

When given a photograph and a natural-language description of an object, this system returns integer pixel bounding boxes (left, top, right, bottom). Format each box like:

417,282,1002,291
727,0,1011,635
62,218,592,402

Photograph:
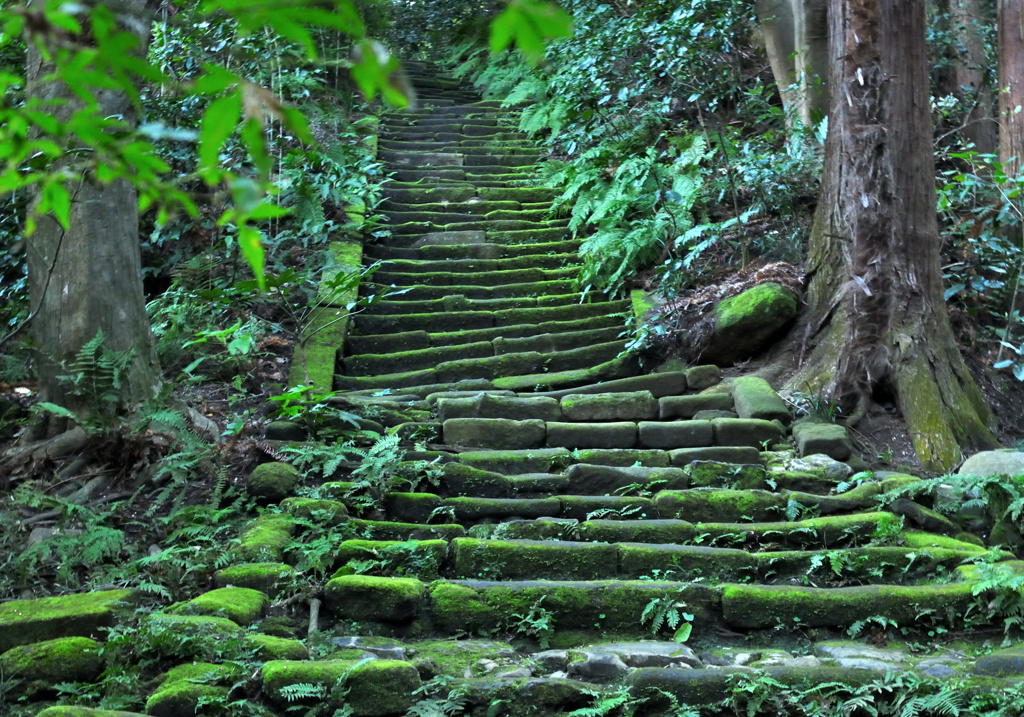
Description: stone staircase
3,62,1019,717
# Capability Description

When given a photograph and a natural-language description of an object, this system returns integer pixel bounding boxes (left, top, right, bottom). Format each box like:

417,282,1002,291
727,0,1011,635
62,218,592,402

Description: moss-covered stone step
342,340,495,375
429,579,717,635
525,370,689,399
352,300,628,335
450,538,619,580
443,496,562,522
373,253,575,274
346,316,621,355
720,582,976,630
574,511,902,549
262,658,421,715
0,589,132,652
358,292,587,317
371,266,575,287
491,354,645,394
378,199,525,214
493,326,623,354
455,447,675,474
389,219,568,240
360,279,576,301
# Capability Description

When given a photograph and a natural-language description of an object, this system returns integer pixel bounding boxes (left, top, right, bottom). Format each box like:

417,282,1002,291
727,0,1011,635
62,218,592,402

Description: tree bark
25,0,160,431
793,0,997,472
952,0,997,155
1000,0,1024,176
757,0,800,123
792,0,830,127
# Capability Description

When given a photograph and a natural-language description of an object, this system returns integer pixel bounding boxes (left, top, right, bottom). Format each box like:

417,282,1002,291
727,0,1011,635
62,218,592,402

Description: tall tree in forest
951,0,996,155
793,0,998,471
999,0,1024,176
25,0,161,435
757,0,829,128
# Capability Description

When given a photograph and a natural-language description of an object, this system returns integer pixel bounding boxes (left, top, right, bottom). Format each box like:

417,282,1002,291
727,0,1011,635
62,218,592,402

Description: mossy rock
721,582,975,629
333,539,447,580
247,462,301,503
145,662,237,717
280,496,349,523
247,633,309,660
36,709,148,717
232,514,295,562
409,639,518,678
450,537,618,580
654,488,786,522
324,575,426,622
214,562,298,598
0,636,102,694
703,283,798,365
140,614,243,661
262,659,421,716
731,376,792,424
559,391,658,422
440,463,513,498
0,589,131,652
686,461,767,490
168,587,269,625
792,418,854,461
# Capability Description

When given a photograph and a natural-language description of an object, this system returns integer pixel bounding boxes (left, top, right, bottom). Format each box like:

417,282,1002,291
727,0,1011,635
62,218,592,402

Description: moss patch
0,589,131,652
324,575,426,622
214,562,298,597
168,587,269,624
0,636,101,693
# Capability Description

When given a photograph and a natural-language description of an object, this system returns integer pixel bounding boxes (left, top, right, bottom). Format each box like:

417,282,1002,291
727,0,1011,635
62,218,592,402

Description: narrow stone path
3,62,1014,717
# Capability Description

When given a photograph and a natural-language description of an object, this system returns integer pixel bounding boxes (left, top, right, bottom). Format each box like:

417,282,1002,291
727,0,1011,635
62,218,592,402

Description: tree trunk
793,0,998,472
757,0,800,123
952,0,997,155
793,0,830,127
1000,0,1024,176
25,0,160,432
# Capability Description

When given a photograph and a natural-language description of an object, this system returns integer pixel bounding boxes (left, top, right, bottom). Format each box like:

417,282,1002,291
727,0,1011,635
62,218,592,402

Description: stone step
378,199,532,214
491,353,643,393
358,293,584,317
387,220,570,241
336,342,625,390
381,185,556,204
372,254,574,274
360,279,577,301
370,266,577,288
353,301,628,335
345,315,624,355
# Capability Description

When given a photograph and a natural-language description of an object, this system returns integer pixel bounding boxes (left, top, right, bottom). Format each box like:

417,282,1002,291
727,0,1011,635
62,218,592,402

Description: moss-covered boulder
145,662,237,717
247,462,301,503
262,659,421,716
703,283,798,365
231,514,295,562
0,636,102,694
214,562,298,597
140,614,244,661
324,575,426,622
247,633,309,660
0,589,131,652
168,587,269,624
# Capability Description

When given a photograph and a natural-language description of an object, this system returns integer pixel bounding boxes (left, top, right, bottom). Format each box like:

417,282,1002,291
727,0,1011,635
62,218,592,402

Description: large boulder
958,451,1024,477
703,283,798,365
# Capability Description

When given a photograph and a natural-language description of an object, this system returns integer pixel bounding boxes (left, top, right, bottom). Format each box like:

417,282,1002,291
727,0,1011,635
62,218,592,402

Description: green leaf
199,91,242,182
490,0,573,65
672,622,692,643
238,225,266,291
351,41,410,107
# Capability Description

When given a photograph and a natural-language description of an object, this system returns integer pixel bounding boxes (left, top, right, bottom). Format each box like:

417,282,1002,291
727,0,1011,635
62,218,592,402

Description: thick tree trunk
951,0,997,155
793,0,997,472
1000,0,1024,176
25,1,160,431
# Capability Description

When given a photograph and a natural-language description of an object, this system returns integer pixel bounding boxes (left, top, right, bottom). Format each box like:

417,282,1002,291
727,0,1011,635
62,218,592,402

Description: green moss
617,543,756,580
146,662,237,717
408,639,516,678
246,633,309,660
262,659,421,715
721,582,975,629
716,283,797,333
450,537,618,580
214,562,298,597
654,488,785,522
0,636,101,691
578,518,699,544
324,575,426,622
232,514,295,562
169,587,268,624
247,462,301,503
686,461,767,489
559,495,657,521
572,448,670,467
458,447,572,474
141,614,244,662
348,518,466,541
35,709,148,717
0,589,131,652
901,531,987,554
280,497,349,524
428,582,495,633
333,539,447,580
